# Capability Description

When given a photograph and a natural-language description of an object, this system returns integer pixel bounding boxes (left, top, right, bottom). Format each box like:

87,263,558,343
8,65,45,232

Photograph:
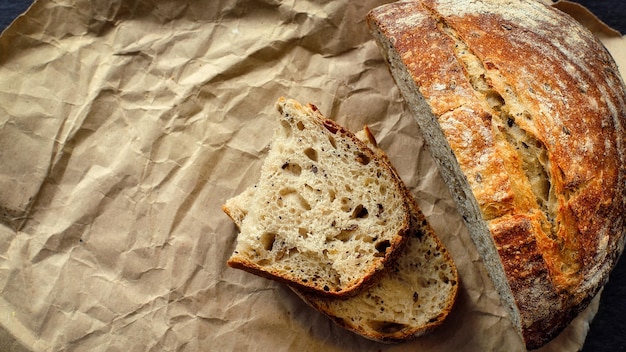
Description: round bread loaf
367,0,626,348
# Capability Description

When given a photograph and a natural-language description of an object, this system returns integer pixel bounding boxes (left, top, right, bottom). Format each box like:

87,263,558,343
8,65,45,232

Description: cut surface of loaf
368,0,626,349
224,97,411,297
293,127,458,343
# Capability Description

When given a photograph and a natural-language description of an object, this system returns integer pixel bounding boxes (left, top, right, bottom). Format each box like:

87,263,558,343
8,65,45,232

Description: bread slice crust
225,98,412,297
367,0,626,348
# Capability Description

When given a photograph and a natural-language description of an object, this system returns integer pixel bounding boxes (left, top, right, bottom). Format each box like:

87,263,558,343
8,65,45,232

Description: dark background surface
0,0,29,31
0,0,625,351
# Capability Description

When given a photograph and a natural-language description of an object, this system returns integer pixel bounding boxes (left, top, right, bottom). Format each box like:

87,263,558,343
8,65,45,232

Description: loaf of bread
367,0,626,348
224,97,412,297
293,126,458,343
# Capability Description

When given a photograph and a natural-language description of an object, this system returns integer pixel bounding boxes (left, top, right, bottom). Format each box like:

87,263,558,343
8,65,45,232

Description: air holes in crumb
375,240,391,255
351,204,369,219
257,259,271,266
328,189,336,202
486,90,504,111
355,152,370,165
304,148,318,162
340,197,352,212
298,228,308,239
281,162,302,176
280,120,292,138
260,232,276,251
296,121,305,130
524,112,533,121
296,194,311,210
328,135,337,149
419,278,437,288
367,321,406,334
279,188,292,196
439,272,450,284
336,225,357,242
507,117,515,128
279,188,311,210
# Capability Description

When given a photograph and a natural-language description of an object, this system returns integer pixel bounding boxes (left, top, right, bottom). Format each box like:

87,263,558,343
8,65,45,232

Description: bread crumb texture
225,98,410,297
299,196,458,343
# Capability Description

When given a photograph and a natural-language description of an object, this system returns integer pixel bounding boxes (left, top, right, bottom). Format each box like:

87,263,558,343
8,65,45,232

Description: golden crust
367,0,626,348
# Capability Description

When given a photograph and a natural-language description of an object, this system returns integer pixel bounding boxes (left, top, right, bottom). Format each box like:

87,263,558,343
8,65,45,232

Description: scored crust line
427,9,566,248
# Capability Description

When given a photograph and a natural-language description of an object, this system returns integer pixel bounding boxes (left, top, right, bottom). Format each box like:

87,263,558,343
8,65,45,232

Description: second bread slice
292,127,458,342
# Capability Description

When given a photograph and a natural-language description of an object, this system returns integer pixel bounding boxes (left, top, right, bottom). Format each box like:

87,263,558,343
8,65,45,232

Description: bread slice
292,127,459,343
224,97,411,297
367,0,626,348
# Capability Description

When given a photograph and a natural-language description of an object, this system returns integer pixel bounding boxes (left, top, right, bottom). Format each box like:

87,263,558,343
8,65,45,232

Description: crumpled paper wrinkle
0,0,622,351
